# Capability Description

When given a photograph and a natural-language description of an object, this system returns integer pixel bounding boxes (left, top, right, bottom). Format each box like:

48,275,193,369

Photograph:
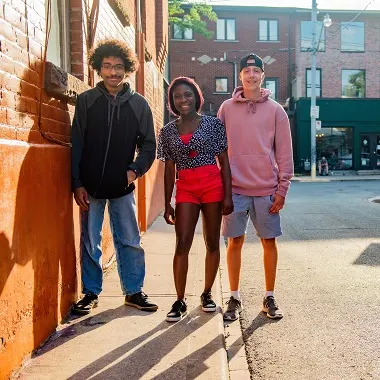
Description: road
239,181,380,380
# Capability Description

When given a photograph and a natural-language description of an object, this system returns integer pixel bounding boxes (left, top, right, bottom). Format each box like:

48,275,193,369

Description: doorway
360,134,380,170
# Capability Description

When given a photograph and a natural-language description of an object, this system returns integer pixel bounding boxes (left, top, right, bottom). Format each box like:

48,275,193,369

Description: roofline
182,4,380,15
295,8,380,14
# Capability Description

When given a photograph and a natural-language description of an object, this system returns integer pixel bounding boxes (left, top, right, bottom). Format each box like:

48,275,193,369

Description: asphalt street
238,181,380,380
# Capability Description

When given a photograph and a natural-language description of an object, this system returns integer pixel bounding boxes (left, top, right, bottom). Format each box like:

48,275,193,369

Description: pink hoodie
217,87,293,198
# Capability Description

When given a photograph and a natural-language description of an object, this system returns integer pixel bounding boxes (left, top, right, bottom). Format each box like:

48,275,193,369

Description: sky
205,0,380,11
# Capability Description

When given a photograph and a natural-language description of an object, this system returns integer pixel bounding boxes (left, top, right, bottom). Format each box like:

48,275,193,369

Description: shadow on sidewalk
242,311,281,339
150,334,225,380
225,311,281,364
33,305,153,357
353,243,380,266
65,307,219,380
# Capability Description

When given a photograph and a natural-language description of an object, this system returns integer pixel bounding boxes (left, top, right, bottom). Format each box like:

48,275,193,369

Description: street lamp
310,4,332,180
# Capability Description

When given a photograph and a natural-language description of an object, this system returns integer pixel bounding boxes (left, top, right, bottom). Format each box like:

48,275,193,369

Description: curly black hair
89,39,139,74
168,77,204,116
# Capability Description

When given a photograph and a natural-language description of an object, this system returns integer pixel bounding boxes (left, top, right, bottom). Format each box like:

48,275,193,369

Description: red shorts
176,165,224,205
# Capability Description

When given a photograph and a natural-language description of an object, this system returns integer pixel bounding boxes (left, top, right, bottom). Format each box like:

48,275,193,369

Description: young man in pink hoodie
217,53,293,321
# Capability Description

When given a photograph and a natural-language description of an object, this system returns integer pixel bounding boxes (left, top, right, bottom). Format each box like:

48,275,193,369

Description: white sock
265,291,274,298
231,290,241,300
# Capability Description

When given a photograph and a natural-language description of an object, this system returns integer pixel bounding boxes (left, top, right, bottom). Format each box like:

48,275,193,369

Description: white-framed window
173,24,193,40
259,19,278,41
216,18,235,40
263,78,278,100
342,69,365,98
306,68,322,97
215,77,228,93
46,0,70,71
301,21,325,52
341,22,364,52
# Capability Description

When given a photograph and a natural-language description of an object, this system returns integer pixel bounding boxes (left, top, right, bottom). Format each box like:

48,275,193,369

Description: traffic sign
310,105,320,119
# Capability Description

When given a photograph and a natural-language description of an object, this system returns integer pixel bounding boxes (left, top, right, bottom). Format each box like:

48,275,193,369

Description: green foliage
168,0,217,39
348,71,365,97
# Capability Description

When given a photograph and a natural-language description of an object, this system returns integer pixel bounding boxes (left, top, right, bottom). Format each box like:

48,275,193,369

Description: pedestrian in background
218,54,293,321
157,77,233,322
71,39,158,314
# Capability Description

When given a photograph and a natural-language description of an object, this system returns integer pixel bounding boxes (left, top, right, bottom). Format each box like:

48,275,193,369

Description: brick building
292,9,380,172
169,5,380,173
169,6,296,115
0,1,168,378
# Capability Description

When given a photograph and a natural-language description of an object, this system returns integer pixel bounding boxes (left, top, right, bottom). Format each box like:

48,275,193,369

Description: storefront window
316,127,353,170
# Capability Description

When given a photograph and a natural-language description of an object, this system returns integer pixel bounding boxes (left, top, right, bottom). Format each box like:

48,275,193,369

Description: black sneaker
262,296,283,319
166,299,187,322
125,291,158,311
223,296,243,321
200,291,217,312
72,292,99,315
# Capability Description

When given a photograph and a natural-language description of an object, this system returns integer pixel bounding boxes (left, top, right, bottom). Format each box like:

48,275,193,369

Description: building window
46,0,70,71
342,69,365,98
341,22,364,52
263,78,278,100
301,21,325,52
215,77,228,93
173,24,193,40
316,127,353,170
259,19,278,41
216,18,235,40
306,69,322,97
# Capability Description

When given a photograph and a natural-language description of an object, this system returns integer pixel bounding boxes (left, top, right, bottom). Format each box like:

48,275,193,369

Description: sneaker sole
223,306,243,321
72,302,98,315
202,306,217,312
262,307,283,319
124,301,158,311
166,311,187,322
223,313,239,321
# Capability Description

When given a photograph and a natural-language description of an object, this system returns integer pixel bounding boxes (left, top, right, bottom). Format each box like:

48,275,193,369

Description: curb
292,176,380,182
219,242,251,380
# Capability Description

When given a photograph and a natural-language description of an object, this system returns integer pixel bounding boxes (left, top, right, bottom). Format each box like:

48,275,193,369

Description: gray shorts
221,193,282,239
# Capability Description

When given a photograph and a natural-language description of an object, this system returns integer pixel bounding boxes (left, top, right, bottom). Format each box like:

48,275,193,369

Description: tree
168,0,217,39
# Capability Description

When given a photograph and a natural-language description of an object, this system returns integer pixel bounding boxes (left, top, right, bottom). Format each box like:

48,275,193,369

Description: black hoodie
71,81,156,199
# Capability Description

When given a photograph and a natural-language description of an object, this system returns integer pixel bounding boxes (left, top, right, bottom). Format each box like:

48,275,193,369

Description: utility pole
310,0,318,180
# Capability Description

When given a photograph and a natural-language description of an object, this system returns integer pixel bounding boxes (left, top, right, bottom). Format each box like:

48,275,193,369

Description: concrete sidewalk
15,217,229,380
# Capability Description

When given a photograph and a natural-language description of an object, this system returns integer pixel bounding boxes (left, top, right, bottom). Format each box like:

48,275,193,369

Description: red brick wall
144,61,165,225
294,12,380,98
70,0,87,82
154,0,168,72
142,0,157,64
169,7,296,112
0,0,167,377
0,0,77,377
1,0,71,144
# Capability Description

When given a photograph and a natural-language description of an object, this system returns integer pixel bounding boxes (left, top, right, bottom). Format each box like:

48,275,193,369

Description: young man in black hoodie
71,40,157,314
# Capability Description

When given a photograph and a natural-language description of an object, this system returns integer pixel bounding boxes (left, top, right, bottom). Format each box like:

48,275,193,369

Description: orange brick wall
0,0,166,378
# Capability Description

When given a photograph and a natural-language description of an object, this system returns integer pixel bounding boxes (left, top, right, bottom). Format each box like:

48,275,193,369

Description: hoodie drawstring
107,98,111,126
247,101,257,114
95,97,117,197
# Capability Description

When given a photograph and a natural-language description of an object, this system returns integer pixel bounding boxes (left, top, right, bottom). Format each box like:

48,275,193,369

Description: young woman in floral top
157,77,233,322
